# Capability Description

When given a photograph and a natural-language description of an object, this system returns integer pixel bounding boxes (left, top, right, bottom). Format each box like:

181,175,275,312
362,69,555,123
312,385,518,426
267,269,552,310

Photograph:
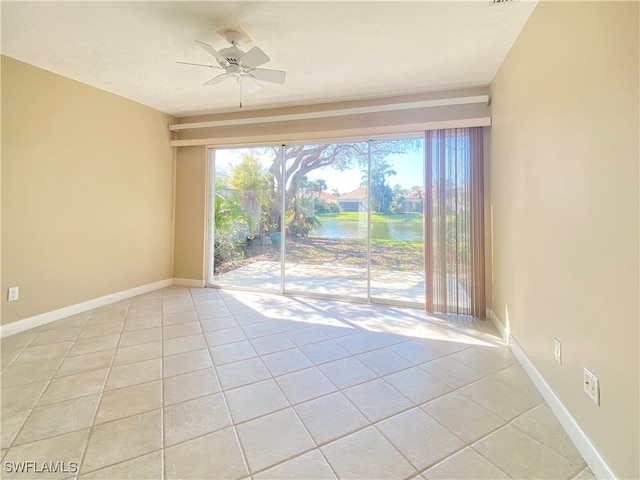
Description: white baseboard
487,308,510,342
489,309,617,480
172,278,205,288
0,279,173,338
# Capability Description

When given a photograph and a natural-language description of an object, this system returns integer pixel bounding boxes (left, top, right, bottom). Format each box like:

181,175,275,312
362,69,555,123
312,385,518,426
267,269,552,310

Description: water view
311,217,423,241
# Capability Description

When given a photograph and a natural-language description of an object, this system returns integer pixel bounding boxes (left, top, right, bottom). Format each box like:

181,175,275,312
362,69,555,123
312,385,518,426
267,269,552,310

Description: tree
229,154,273,236
213,179,251,271
309,178,327,195
409,185,424,213
265,139,420,226
391,184,409,214
392,184,408,197
286,196,320,237
287,176,329,237
362,158,397,213
287,175,316,236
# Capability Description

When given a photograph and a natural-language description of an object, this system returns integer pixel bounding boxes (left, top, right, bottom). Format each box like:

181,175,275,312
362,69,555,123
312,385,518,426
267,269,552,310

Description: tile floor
1,287,594,479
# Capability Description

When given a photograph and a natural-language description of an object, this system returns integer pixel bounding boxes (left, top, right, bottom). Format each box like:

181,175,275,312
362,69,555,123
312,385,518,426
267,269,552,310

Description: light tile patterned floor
1,287,594,479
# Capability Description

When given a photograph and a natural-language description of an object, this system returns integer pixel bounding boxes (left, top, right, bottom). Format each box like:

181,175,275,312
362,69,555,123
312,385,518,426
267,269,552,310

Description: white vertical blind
425,127,485,316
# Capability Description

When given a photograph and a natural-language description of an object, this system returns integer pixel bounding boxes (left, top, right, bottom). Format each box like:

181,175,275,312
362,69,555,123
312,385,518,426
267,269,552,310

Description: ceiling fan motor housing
226,64,243,78
220,46,244,65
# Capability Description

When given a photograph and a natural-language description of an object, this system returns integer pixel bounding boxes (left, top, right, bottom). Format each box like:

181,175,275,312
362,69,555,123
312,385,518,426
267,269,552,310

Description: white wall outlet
554,338,562,365
7,287,19,302
583,367,600,405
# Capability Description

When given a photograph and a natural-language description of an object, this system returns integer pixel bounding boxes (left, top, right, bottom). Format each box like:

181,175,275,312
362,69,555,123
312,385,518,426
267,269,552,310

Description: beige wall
173,146,208,282
489,2,639,478
1,56,176,325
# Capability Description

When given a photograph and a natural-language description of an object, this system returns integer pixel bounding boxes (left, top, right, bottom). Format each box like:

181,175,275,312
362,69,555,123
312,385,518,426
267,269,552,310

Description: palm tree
309,178,328,195
362,158,397,213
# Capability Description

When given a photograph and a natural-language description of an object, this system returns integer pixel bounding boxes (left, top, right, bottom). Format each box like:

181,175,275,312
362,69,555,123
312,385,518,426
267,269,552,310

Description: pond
311,219,423,241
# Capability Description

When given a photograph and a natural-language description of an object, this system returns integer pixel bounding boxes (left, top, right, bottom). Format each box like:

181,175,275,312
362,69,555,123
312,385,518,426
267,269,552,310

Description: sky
214,143,424,195
305,151,424,195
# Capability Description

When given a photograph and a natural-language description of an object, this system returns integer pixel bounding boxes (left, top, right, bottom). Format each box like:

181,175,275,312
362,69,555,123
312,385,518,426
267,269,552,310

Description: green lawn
317,212,423,223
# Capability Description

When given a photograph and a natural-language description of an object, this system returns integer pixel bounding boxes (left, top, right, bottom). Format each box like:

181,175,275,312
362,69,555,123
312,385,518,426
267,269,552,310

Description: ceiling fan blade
176,61,220,69
204,73,229,86
250,68,286,84
242,75,262,94
241,46,270,68
195,40,227,66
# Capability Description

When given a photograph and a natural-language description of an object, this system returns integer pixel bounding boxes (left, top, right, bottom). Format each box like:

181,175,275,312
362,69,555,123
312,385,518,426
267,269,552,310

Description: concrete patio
213,261,469,308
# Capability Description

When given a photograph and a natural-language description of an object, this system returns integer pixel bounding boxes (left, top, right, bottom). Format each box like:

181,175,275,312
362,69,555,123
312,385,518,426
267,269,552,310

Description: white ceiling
1,1,536,117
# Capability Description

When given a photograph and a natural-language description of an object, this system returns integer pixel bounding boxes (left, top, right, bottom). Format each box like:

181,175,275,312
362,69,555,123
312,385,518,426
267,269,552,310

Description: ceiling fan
178,28,286,107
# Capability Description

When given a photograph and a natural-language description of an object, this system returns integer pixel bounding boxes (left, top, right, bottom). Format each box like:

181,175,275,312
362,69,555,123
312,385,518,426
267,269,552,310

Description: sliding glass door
207,130,484,315
369,139,425,304
283,142,369,300
209,146,283,292
208,136,426,307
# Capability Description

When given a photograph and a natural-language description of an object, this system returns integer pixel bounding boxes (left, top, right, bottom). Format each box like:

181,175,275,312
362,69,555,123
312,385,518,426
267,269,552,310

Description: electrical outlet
7,287,19,302
554,338,562,365
583,367,600,405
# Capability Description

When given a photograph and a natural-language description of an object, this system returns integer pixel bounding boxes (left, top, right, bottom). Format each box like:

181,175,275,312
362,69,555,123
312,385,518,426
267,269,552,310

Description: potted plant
269,231,281,244
268,218,282,245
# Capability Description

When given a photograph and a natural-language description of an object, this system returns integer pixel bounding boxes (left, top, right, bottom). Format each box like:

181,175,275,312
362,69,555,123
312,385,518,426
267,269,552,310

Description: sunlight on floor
223,290,502,348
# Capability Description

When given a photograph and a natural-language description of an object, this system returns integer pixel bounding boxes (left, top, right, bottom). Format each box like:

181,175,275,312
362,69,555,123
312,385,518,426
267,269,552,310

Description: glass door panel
283,142,369,299
210,146,283,291
369,138,425,304
207,137,426,308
